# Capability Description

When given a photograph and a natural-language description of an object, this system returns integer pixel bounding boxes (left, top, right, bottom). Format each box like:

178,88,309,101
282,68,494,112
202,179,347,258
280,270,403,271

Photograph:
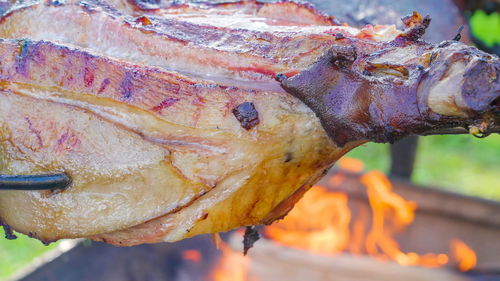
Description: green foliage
470,11,500,47
0,233,57,280
344,142,390,172
413,135,500,199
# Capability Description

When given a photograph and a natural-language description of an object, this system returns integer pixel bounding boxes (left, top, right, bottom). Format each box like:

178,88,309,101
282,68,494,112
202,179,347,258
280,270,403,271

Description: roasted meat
0,38,347,244
0,0,498,246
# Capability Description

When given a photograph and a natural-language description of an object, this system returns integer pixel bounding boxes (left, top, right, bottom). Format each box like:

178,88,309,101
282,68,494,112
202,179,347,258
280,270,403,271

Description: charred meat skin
278,41,500,146
278,12,499,146
232,102,260,130
0,0,498,246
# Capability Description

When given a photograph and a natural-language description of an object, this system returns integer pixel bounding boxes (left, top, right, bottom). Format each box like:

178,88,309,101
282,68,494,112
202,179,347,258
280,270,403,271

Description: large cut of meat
0,0,498,246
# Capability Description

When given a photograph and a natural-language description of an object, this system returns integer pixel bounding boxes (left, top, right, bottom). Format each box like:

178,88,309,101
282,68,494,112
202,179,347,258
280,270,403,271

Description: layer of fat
427,60,468,117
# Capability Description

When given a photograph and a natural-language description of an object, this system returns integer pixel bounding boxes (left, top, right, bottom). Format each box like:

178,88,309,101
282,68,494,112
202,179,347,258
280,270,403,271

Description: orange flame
361,171,448,267
264,158,476,271
451,239,477,272
338,157,365,173
265,186,351,255
212,157,477,280
212,243,253,281
182,249,202,263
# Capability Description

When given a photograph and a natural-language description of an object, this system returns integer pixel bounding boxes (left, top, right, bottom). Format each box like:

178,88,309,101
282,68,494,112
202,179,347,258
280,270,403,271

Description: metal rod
421,128,471,136
421,127,500,137
0,173,71,190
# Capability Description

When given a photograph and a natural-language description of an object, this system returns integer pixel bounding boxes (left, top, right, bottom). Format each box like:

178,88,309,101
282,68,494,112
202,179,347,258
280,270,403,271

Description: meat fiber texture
0,0,498,246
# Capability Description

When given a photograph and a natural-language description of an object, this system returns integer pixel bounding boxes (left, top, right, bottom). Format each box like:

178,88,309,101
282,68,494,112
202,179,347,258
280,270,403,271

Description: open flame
264,158,476,270
451,239,477,272
361,171,448,267
182,249,202,263
211,158,477,281
264,186,351,255
212,243,252,281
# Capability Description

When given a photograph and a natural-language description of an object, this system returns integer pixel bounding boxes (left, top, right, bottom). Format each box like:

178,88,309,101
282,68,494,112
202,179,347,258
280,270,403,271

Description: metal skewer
0,173,71,190
422,126,500,138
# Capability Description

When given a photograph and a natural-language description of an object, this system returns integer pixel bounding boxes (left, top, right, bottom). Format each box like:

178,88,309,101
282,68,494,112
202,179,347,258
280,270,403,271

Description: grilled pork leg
0,0,498,245
278,39,500,146
0,38,347,244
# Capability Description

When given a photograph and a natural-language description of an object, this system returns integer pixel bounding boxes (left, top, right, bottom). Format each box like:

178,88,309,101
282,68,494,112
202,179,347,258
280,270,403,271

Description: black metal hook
0,173,71,190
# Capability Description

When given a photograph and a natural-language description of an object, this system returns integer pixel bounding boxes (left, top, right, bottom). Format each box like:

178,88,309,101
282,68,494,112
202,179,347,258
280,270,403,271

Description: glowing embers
182,249,203,263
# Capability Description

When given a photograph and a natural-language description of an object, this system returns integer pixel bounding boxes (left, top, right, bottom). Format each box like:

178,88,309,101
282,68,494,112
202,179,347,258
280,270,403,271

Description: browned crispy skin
279,44,500,146
278,16,500,146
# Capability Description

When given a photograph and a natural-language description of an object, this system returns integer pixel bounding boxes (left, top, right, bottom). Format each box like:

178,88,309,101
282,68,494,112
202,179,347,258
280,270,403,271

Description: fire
361,171,448,267
265,186,351,255
212,243,253,281
211,157,477,280
451,239,477,272
182,249,202,263
264,158,476,270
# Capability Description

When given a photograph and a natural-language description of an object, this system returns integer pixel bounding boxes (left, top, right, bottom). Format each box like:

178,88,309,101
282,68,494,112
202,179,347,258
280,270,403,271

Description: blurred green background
0,9,499,281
